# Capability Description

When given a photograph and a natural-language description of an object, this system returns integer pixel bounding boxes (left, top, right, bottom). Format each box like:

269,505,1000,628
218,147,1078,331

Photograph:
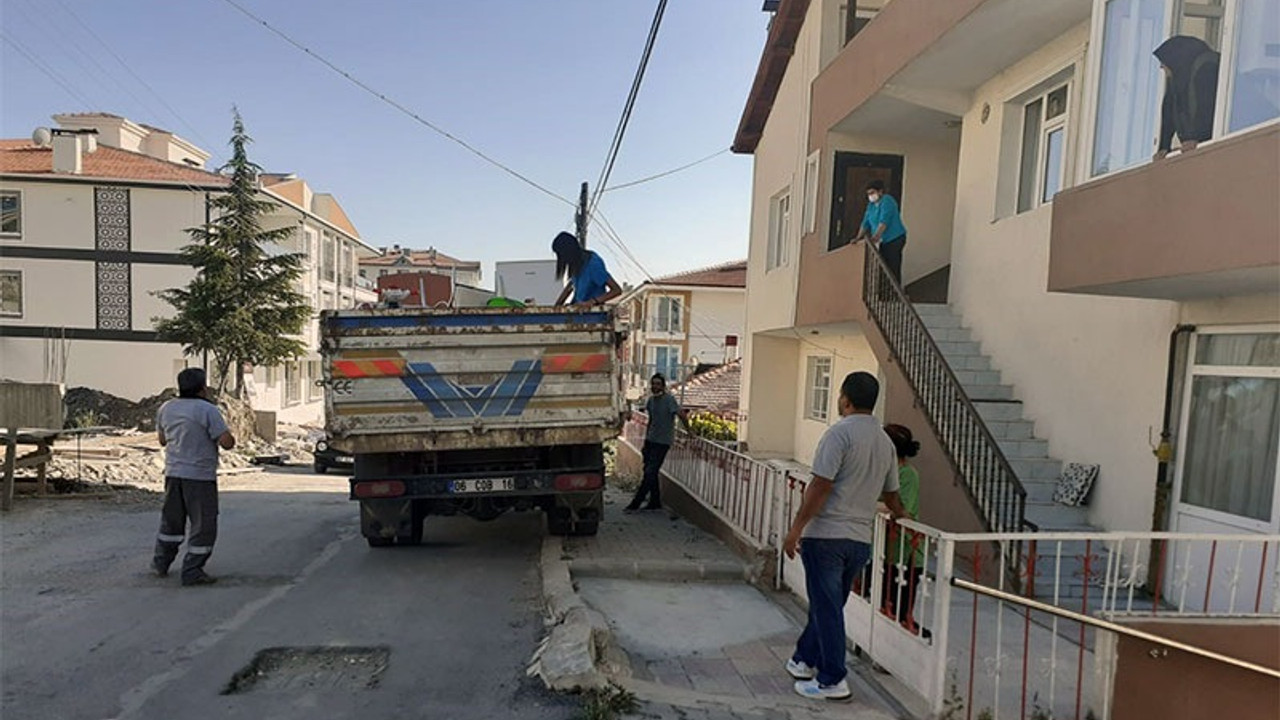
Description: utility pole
575,181,589,248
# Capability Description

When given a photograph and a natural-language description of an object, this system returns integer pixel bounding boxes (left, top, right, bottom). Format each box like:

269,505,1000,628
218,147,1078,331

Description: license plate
449,478,516,494
337,456,353,464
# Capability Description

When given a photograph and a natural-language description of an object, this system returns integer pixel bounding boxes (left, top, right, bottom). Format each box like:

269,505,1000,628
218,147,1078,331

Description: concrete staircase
913,303,1095,532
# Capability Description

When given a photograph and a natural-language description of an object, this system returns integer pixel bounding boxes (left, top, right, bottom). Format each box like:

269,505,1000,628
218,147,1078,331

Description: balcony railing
861,241,1028,535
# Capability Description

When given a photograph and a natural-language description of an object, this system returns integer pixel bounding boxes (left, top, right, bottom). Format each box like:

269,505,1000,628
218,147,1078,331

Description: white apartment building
0,113,377,425
735,0,1278,541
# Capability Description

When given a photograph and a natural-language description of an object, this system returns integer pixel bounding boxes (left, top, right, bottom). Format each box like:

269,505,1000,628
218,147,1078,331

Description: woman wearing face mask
854,180,907,285
1153,35,1220,159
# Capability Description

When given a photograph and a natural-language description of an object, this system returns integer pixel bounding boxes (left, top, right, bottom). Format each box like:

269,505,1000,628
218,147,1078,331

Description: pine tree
155,110,311,397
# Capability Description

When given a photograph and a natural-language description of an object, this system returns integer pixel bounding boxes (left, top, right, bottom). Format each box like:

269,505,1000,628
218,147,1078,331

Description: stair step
976,401,1024,422
1021,479,1058,503
928,327,973,343
1012,457,1063,480
997,438,1050,458
966,384,1015,401
937,340,982,357
919,313,962,330
986,420,1036,440
954,369,1001,386
951,355,993,371
913,303,953,317
1025,502,1091,530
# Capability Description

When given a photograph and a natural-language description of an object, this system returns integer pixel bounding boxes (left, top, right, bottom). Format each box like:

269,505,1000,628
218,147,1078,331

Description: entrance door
829,152,904,251
1169,328,1280,611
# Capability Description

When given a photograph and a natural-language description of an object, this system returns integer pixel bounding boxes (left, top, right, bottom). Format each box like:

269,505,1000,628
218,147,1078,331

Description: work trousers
153,477,219,582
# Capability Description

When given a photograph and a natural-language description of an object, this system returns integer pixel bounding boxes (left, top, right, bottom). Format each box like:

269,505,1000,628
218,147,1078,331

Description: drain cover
222,646,390,695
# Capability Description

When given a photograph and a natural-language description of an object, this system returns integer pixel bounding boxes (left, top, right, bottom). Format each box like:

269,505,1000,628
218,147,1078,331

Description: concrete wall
686,289,746,365
1,336,185,401
743,335,801,457
0,382,63,429
947,26,1183,533
791,330,880,467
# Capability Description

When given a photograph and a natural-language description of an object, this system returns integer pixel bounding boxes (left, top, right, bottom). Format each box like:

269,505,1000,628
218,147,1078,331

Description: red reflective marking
372,359,403,376
333,361,366,378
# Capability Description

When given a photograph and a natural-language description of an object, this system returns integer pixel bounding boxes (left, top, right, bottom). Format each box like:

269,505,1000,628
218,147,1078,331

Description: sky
0,0,770,286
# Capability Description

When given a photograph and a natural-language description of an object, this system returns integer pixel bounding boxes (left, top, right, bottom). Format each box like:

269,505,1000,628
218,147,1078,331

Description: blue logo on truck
401,360,543,418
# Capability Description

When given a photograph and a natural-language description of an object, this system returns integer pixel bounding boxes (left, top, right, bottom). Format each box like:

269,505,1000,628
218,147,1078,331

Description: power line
588,0,668,217
603,147,729,193
218,0,575,209
1,32,97,109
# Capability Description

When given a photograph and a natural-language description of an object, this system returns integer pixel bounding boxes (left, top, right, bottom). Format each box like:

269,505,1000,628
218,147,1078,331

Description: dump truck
320,306,624,546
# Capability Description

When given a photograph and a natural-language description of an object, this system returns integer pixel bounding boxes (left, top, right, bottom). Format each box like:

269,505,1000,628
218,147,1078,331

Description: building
0,113,378,425
671,358,742,420
620,260,747,394
494,259,561,306
734,0,1278,544
374,271,495,308
359,245,482,288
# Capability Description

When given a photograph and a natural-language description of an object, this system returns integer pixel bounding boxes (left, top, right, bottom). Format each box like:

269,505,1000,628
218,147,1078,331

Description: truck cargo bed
321,307,624,454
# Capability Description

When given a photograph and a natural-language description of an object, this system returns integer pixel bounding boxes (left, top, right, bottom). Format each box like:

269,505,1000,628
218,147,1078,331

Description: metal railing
861,242,1027,535
621,413,779,547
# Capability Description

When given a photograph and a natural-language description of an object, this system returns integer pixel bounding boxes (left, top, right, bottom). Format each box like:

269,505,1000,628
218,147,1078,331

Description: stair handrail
860,242,1028,534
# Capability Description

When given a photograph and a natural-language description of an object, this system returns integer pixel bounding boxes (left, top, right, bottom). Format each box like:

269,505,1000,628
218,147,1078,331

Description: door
1169,328,1280,612
829,152,904,251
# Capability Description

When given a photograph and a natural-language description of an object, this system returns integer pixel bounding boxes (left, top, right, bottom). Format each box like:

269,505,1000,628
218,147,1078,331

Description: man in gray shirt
151,368,236,586
782,372,906,700
625,373,690,512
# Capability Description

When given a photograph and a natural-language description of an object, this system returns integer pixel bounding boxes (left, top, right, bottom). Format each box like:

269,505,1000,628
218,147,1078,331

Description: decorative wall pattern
94,187,131,329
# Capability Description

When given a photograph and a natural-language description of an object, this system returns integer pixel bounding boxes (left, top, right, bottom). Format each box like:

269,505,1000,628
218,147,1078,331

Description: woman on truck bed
552,231,623,308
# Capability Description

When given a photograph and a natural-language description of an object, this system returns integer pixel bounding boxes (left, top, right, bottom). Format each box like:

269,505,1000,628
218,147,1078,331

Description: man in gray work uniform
151,368,236,586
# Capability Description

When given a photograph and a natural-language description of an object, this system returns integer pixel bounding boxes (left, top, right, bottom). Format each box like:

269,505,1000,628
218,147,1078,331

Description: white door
1169,327,1280,613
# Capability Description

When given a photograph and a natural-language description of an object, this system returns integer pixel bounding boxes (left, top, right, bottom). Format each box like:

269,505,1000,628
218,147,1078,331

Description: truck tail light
353,481,406,499
554,473,603,491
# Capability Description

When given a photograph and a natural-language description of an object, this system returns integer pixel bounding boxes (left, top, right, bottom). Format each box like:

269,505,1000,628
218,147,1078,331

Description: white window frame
651,345,682,384
804,356,833,422
650,295,684,334
0,190,22,238
0,269,23,317
1170,324,1280,533
766,186,792,272
802,153,820,235
1213,0,1280,139
1017,82,1073,213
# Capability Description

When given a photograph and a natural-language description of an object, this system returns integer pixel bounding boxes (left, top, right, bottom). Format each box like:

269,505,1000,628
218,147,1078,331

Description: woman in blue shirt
855,180,907,284
552,231,623,308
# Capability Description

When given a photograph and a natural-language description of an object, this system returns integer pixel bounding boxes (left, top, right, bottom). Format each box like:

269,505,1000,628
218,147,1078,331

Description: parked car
313,438,354,474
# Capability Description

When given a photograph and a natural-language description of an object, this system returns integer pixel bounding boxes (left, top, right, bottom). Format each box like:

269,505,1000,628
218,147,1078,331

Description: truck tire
571,520,599,537
366,536,394,548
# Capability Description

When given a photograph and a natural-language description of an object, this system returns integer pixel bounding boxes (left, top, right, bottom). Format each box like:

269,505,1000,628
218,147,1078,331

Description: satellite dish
32,127,52,147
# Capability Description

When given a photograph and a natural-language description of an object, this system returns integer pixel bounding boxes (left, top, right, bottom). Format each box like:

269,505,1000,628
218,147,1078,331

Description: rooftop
673,359,742,415
648,260,748,289
0,140,229,187
362,246,481,269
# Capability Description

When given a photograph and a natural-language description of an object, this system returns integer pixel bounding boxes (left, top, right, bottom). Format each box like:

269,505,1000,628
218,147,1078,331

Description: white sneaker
785,658,816,680
794,678,852,701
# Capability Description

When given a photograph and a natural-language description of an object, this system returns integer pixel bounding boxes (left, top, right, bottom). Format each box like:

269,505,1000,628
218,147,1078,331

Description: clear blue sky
1,0,770,285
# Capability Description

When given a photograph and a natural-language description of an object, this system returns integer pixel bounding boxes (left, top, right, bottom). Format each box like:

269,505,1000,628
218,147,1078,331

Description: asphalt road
1,468,575,720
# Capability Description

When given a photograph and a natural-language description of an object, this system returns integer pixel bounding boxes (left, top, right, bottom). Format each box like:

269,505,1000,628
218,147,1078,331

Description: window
1018,84,1071,212
284,361,302,406
802,153,820,235
0,191,20,237
767,188,792,271
1091,0,1166,177
266,366,278,388
302,228,316,267
1178,331,1279,524
1224,0,1280,133
308,360,324,401
805,356,833,422
652,345,682,384
321,290,334,311
342,244,355,288
321,233,336,282
843,1,887,45
0,270,22,317
1176,0,1225,49
651,296,683,334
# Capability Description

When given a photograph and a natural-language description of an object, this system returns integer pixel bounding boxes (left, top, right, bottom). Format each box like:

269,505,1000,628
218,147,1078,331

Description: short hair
865,179,886,193
177,367,207,398
651,373,666,383
840,371,879,411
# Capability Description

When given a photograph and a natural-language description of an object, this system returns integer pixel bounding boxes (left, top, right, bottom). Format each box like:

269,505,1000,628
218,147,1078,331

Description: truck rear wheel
366,536,394,548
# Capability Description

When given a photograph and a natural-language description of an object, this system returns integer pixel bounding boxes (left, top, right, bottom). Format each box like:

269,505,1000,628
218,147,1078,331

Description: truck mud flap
360,499,417,545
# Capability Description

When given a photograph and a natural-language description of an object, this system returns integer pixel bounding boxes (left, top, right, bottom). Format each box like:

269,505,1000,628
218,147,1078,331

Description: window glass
1180,375,1279,521
1042,127,1066,203
0,270,22,316
1092,0,1167,176
1046,85,1069,119
0,193,20,235
1196,333,1280,367
805,357,832,422
1227,0,1280,133
1018,99,1043,213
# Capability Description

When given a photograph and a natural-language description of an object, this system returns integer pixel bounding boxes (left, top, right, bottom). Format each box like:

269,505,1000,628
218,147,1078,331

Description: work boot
151,559,171,578
182,571,217,587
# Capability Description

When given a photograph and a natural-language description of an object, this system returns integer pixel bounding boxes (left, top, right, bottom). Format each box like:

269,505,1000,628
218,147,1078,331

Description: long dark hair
552,232,586,281
884,424,920,459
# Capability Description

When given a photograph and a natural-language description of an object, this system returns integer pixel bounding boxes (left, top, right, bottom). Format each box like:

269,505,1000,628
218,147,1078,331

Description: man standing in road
625,373,690,512
151,368,236,586
783,371,906,700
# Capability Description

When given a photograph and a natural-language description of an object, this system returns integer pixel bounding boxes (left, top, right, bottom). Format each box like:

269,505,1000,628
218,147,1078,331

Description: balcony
1048,124,1280,300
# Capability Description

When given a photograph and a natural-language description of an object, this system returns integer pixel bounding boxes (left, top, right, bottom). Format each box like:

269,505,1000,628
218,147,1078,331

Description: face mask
867,194,880,204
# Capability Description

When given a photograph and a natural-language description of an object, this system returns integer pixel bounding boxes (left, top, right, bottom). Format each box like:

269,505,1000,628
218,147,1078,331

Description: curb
527,534,618,692
568,557,751,584
616,677,900,720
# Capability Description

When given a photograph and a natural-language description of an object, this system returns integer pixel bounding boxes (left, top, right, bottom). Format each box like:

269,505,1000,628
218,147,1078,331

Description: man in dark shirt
626,373,690,512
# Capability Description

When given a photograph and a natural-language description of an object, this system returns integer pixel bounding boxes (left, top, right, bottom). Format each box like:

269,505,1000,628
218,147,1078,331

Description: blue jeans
793,538,872,685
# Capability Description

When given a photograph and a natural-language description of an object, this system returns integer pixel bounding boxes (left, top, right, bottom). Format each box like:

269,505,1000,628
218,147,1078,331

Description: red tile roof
362,247,480,269
0,140,228,187
650,260,747,289
674,359,742,415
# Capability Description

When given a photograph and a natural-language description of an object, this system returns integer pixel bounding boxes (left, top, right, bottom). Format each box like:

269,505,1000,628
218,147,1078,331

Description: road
0,467,575,720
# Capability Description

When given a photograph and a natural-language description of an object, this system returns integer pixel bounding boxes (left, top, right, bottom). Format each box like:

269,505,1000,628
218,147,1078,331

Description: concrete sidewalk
552,486,907,720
